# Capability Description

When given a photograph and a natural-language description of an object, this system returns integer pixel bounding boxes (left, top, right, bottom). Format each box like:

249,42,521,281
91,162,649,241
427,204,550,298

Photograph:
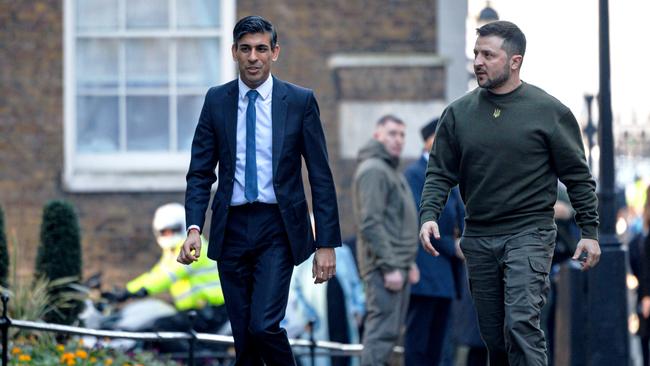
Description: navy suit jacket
185,77,341,265
405,156,465,299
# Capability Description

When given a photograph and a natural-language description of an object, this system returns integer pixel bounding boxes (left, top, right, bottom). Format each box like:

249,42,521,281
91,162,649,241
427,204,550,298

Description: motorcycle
78,273,233,364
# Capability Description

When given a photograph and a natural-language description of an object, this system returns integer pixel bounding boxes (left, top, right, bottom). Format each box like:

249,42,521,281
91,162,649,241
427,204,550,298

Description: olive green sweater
420,82,599,239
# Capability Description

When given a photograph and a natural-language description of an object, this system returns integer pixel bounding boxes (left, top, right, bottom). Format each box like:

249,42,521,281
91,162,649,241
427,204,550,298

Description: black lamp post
587,0,629,364
584,94,597,170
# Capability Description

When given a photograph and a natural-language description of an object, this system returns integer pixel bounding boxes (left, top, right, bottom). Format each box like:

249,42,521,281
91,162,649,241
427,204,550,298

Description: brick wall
238,0,443,237
0,0,443,288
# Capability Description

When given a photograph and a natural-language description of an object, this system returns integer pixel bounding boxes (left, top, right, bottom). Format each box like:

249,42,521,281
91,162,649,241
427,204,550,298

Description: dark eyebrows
236,43,272,50
474,48,497,56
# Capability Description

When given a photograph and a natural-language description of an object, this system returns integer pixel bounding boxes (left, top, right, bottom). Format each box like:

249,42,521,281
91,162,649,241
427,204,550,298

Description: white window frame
63,0,235,192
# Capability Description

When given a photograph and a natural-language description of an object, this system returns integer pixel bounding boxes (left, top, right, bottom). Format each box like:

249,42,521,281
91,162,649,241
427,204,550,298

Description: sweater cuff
419,212,437,228
580,225,599,241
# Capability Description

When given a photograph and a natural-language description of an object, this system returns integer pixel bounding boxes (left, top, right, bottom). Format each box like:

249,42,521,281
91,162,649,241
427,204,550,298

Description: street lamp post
587,0,629,364
584,94,597,170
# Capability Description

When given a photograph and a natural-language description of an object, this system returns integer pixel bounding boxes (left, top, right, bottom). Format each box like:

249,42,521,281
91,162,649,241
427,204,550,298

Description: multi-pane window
65,0,235,191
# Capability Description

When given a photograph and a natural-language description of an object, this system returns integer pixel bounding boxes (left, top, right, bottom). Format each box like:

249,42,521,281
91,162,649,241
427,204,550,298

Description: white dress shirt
188,76,277,233
230,75,277,205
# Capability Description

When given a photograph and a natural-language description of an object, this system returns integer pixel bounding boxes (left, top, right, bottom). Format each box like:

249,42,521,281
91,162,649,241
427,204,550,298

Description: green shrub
35,200,83,324
4,275,59,342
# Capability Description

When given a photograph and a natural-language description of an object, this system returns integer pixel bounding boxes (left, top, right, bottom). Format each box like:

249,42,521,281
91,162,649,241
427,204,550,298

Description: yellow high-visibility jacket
127,236,224,311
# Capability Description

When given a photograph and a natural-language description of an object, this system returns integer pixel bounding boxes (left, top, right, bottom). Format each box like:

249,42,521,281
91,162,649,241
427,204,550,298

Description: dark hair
476,20,526,57
233,15,278,48
420,118,439,141
376,114,405,127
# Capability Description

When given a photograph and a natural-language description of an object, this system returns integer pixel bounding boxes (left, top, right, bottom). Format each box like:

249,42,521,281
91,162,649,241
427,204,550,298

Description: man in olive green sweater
353,114,419,366
419,21,600,366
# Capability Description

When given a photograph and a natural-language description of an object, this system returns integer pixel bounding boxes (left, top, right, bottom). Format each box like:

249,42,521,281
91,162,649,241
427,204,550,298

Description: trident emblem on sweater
493,108,501,118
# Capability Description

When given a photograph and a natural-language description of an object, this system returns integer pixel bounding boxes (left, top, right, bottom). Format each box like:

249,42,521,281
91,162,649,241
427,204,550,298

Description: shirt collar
238,74,273,101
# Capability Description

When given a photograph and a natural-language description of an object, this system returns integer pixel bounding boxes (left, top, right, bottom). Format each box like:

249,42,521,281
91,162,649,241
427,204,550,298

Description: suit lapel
271,77,288,178
224,81,239,167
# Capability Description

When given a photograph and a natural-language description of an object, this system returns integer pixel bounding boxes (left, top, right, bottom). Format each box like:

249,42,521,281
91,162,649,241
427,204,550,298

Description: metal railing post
187,310,197,366
1,294,11,366
308,320,315,366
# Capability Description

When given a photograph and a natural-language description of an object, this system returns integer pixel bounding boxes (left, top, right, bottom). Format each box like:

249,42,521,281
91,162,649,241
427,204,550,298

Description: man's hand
177,229,201,265
384,269,405,292
312,247,336,284
455,238,465,260
553,200,573,219
642,296,650,319
572,238,601,271
419,221,440,256
354,312,363,327
408,263,420,284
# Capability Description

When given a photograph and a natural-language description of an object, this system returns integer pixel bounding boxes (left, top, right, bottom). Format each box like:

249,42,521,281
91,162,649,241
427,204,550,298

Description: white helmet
152,203,186,250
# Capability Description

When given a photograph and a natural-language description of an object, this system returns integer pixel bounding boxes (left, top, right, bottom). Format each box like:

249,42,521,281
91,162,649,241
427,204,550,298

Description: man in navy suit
177,16,341,366
404,118,465,366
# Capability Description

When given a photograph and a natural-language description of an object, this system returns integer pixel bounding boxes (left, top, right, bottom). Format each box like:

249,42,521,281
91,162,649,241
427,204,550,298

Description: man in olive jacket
353,114,419,366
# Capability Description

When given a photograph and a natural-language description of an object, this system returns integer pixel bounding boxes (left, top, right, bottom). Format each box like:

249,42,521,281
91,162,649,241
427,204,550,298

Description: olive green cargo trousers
461,228,556,366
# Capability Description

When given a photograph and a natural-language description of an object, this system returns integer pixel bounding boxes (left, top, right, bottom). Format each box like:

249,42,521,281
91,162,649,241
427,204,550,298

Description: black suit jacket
185,77,341,265
404,156,465,299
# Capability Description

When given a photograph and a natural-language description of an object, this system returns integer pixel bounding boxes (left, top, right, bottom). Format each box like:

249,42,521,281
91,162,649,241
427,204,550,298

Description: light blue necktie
244,90,259,203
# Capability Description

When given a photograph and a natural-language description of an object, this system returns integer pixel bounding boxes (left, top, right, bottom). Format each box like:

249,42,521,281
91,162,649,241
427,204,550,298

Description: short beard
477,63,510,90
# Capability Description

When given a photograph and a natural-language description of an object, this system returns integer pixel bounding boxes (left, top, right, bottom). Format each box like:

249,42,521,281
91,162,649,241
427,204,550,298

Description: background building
0,0,468,286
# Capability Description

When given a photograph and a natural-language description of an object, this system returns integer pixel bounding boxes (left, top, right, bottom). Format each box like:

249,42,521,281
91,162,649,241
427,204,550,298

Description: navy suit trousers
217,203,296,366
404,295,452,366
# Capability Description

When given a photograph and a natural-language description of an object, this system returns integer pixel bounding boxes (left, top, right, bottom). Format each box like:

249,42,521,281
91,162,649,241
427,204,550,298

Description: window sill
64,171,188,192
63,152,191,192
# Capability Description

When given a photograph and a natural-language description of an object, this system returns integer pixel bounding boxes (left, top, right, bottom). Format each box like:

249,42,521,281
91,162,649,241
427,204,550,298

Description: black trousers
404,295,453,366
217,202,296,366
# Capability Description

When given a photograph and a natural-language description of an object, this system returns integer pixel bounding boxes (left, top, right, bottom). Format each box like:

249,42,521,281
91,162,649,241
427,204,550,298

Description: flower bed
7,337,178,366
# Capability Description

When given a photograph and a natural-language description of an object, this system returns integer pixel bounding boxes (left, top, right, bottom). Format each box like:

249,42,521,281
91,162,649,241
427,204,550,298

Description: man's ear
231,43,237,60
511,54,523,71
272,44,281,62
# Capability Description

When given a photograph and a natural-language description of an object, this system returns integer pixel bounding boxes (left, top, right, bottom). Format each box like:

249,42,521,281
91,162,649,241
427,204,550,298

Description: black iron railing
0,294,402,366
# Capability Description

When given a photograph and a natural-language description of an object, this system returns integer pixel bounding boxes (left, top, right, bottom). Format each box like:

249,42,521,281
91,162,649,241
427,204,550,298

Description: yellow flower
104,359,114,365
90,357,97,362
75,350,88,359
56,344,66,352
11,347,21,355
60,352,75,363
67,359,76,366
18,354,32,361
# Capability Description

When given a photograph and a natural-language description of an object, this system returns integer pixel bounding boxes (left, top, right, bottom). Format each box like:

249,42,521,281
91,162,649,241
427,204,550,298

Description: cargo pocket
528,255,552,309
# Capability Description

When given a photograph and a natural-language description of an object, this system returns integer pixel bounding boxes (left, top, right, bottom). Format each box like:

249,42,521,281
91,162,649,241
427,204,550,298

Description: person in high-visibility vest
124,203,228,334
